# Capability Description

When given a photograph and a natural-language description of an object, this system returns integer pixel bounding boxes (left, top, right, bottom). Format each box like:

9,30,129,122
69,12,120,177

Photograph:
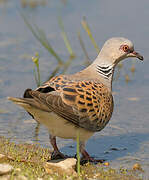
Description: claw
80,157,105,165
51,150,68,160
50,135,69,160
80,141,105,165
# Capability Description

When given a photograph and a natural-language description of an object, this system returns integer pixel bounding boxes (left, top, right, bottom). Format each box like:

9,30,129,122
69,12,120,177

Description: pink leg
50,135,67,160
80,142,104,164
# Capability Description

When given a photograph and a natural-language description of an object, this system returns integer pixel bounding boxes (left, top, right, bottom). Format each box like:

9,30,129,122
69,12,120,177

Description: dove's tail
7,97,33,108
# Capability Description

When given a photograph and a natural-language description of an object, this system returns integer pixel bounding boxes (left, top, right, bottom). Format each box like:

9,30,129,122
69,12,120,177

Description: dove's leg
80,141,93,161
80,141,104,164
50,135,67,160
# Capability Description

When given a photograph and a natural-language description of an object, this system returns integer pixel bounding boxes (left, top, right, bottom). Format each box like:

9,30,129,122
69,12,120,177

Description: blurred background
0,0,149,177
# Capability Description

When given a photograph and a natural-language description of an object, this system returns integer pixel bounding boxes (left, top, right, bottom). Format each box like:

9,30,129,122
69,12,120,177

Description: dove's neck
86,56,115,91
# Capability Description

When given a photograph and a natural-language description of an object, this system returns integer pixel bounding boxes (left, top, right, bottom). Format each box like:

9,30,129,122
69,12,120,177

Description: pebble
15,168,21,173
104,162,110,166
0,164,13,175
0,175,11,180
0,154,6,160
44,158,77,176
132,163,143,171
16,175,28,180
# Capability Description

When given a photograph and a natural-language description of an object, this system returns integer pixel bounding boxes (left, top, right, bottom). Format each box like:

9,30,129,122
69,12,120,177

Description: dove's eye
120,45,130,52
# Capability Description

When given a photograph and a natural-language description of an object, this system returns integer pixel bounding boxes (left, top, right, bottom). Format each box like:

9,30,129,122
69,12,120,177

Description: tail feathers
7,96,50,113
7,97,34,107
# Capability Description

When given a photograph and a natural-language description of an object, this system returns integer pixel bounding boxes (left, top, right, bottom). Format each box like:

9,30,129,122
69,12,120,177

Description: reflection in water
21,0,47,8
34,122,40,142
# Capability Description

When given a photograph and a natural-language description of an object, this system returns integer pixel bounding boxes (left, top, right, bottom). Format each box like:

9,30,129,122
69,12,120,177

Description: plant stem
77,31,90,66
58,17,75,58
20,12,63,64
77,131,81,176
81,16,100,54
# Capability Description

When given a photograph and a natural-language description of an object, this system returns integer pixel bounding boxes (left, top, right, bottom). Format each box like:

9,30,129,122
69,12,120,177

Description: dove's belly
25,106,93,141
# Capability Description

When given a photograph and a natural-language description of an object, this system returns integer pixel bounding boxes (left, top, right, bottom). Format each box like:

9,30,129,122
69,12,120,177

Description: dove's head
97,37,143,66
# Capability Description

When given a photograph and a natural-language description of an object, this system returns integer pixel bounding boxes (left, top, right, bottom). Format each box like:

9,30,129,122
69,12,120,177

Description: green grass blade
36,63,41,86
33,66,39,87
47,64,62,80
32,53,41,87
58,17,75,58
81,17,100,53
77,131,81,176
20,12,63,64
77,31,90,66
61,56,74,74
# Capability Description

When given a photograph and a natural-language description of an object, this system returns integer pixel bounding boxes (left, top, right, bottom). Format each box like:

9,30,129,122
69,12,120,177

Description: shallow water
0,0,149,178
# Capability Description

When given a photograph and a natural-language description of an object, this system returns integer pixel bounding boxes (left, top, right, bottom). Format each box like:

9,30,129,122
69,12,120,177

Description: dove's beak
128,51,144,61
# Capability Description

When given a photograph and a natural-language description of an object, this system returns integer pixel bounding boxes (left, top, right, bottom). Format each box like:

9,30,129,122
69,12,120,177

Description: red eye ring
121,45,129,52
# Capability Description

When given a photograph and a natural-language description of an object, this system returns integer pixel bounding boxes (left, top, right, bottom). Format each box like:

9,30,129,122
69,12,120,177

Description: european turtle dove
8,37,143,162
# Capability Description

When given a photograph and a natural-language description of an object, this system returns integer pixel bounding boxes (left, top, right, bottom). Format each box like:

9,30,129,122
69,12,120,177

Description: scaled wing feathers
28,75,114,132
